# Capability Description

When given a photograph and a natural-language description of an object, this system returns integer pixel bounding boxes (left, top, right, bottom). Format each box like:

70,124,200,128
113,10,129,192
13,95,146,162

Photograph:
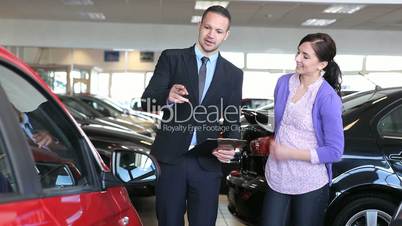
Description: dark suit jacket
141,46,243,172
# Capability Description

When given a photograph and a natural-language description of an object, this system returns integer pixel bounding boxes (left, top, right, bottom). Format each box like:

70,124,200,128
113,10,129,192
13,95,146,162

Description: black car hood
80,122,154,147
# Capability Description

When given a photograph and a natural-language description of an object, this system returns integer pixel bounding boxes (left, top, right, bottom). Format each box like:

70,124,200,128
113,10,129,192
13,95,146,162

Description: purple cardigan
274,73,344,183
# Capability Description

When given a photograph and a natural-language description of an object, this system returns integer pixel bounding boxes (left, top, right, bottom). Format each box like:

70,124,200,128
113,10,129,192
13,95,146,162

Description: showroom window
243,71,282,98
91,72,110,97
335,55,365,72
17,47,402,102
366,55,402,71
111,72,145,106
71,69,90,94
247,53,295,70
52,71,68,94
221,52,245,69
366,72,402,88
145,72,153,88
341,75,375,92
33,68,68,95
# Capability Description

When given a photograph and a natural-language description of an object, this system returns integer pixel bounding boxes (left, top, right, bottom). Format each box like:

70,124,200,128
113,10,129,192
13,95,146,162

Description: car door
376,98,402,181
0,53,141,225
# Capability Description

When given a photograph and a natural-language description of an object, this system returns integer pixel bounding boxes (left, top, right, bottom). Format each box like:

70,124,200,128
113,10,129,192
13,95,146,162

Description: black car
391,201,402,226
64,104,156,196
241,98,273,110
75,94,158,131
227,87,402,226
59,95,155,138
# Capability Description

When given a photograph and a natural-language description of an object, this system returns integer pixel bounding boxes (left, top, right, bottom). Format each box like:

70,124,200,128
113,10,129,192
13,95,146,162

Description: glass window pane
341,75,375,93
33,68,67,95
145,72,153,88
91,73,110,97
71,69,89,80
378,105,402,137
366,72,402,88
247,53,295,70
335,55,364,71
73,82,87,94
221,52,244,68
366,56,402,71
243,71,282,98
53,72,68,94
111,72,145,106
71,69,90,94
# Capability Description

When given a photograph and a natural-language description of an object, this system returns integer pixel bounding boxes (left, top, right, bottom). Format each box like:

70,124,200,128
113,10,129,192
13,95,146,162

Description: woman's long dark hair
299,33,342,96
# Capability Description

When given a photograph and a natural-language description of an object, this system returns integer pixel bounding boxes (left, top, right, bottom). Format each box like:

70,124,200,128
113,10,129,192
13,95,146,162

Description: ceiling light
324,4,365,14
301,19,336,26
63,0,94,5
112,48,135,52
80,12,106,20
191,16,202,23
194,1,229,10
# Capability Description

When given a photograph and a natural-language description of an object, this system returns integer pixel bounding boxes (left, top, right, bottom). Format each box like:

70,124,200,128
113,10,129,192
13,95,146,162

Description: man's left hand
32,131,54,148
212,148,235,163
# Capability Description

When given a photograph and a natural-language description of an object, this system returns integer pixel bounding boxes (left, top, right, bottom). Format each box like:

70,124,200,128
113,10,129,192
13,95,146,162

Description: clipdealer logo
143,98,242,133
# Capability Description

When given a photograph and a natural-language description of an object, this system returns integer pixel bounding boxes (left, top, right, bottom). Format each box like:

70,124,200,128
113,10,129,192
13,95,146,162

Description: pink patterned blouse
265,73,329,194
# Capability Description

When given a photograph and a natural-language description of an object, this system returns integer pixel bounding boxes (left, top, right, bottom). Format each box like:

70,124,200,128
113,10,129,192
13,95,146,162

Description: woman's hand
269,140,293,161
269,140,312,162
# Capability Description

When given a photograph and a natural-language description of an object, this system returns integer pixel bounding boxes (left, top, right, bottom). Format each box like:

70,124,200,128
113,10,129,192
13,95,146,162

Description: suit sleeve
223,70,243,139
141,50,172,112
316,93,344,163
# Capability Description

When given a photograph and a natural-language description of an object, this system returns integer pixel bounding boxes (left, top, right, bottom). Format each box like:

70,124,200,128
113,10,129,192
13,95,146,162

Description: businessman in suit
141,5,243,226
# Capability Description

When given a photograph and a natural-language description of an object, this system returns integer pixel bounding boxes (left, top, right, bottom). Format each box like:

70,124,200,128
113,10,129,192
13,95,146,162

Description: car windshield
256,102,274,112
61,97,103,118
66,106,89,121
99,97,125,113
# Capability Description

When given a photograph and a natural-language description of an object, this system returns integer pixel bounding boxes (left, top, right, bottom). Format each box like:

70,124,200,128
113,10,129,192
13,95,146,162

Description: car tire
332,196,395,226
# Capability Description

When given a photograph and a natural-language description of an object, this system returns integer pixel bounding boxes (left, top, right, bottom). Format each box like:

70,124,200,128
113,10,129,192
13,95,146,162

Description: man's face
197,12,230,55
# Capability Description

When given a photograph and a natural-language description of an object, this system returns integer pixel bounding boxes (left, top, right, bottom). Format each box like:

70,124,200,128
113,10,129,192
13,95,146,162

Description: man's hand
168,84,189,104
212,147,236,163
32,131,54,148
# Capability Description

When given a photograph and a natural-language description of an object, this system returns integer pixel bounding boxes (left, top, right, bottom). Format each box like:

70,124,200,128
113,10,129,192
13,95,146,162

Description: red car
0,46,159,225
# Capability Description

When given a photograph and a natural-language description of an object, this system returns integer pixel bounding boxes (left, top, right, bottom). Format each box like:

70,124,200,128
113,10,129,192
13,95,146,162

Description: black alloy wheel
332,196,395,226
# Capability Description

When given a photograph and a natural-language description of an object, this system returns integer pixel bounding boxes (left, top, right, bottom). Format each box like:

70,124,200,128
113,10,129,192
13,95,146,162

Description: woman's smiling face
295,41,327,77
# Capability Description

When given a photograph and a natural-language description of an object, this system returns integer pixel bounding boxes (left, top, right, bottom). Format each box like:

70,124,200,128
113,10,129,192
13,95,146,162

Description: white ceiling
1,0,402,30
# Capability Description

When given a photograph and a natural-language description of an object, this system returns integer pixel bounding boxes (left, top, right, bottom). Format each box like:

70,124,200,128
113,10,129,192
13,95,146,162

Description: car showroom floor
132,195,246,226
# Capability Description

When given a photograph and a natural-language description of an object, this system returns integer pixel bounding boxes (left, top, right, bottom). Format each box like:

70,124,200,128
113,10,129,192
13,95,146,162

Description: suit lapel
183,46,199,104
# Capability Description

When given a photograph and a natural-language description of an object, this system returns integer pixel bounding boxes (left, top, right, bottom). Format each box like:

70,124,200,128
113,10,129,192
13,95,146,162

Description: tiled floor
131,195,247,226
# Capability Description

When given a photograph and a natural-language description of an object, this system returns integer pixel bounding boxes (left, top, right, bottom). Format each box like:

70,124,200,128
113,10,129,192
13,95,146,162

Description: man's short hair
201,5,231,29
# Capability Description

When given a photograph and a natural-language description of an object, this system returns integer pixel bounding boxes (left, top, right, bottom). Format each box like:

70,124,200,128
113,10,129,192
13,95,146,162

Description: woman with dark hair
260,33,344,226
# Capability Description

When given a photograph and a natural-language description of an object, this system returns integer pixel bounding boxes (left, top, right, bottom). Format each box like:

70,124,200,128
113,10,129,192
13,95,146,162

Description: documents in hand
189,138,247,155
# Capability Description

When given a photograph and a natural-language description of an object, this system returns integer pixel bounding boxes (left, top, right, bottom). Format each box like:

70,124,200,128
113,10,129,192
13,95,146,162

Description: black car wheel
332,197,395,226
